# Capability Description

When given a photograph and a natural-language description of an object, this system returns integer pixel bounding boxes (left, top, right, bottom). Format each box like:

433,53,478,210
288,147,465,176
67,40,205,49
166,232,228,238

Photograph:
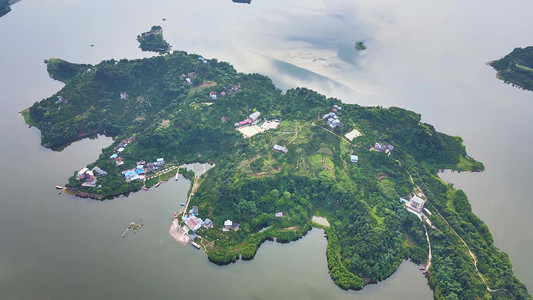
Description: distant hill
489,46,533,92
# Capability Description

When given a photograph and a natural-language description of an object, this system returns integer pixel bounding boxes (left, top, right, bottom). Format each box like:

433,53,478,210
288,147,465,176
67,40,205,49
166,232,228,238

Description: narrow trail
424,224,432,270
181,174,201,217
315,124,351,144
287,128,299,145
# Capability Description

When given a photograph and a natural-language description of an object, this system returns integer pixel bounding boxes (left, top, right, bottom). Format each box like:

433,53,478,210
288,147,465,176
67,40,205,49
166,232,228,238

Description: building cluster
183,71,196,84
109,136,136,166
235,111,261,127
77,166,107,188
323,105,343,129
372,142,395,154
182,205,213,233
122,158,165,182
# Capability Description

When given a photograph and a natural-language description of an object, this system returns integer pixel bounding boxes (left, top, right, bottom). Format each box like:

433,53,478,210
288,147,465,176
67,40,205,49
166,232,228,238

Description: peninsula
489,46,533,92
137,25,171,54
24,49,530,299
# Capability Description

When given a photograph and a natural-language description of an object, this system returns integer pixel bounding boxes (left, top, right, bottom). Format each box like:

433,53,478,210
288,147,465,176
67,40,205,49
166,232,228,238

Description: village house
55,96,67,104
120,92,128,99
92,166,107,176
407,195,426,213
77,167,89,180
203,219,213,229
77,167,97,187
185,215,202,232
273,144,288,154
350,155,359,163
275,212,283,218
223,220,240,231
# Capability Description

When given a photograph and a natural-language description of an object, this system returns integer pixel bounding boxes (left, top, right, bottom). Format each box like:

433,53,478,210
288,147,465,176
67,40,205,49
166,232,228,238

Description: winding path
396,159,515,298
430,204,515,298
424,224,432,270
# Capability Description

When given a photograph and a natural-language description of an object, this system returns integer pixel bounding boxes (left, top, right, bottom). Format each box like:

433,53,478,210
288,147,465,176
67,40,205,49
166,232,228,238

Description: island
137,25,171,54
488,46,533,92
355,41,367,51
23,50,530,299
0,0,18,17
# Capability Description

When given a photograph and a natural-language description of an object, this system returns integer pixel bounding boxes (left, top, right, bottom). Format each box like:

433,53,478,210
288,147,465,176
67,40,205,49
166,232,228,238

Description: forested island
137,25,171,54
24,49,530,299
489,46,533,92
0,0,15,17
355,41,367,51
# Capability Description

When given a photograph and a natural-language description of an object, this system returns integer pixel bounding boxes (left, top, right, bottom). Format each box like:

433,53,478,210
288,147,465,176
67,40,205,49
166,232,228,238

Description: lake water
1,0,532,299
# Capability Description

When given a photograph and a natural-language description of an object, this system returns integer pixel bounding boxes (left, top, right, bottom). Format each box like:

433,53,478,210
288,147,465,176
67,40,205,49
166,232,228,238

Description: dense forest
25,48,530,299
489,46,533,92
137,25,171,53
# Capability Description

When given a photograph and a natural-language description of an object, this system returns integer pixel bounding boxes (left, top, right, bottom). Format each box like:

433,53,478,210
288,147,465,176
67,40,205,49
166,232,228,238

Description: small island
137,25,171,54
23,48,530,299
0,0,17,17
488,46,533,92
355,41,367,51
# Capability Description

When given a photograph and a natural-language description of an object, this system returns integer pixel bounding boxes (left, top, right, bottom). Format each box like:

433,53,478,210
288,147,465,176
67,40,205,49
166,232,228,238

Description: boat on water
155,182,161,188
180,203,185,206
55,185,63,189
191,242,201,249
142,187,149,191
419,266,425,270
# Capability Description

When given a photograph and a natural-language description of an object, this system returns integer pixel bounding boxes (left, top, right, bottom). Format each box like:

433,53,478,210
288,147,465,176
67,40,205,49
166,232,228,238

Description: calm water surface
1,0,531,298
